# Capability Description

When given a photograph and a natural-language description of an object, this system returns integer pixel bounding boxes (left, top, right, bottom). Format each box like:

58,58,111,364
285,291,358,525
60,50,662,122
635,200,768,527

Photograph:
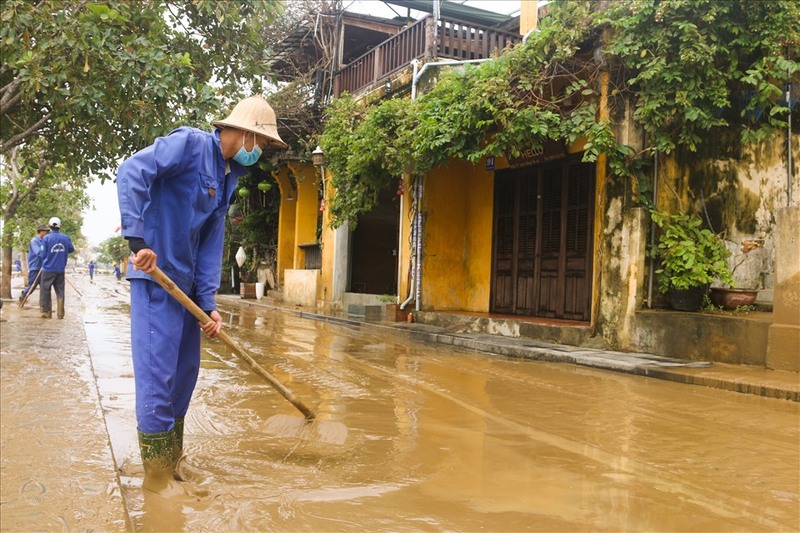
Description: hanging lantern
235,246,247,268
238,187,250,198
258,181,272,192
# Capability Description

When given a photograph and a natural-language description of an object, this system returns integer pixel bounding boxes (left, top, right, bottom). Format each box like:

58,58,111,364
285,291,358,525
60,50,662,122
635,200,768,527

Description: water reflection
78,278,799,532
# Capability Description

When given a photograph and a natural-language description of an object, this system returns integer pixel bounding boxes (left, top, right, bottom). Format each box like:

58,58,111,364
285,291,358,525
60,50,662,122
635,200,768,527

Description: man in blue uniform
38,217,75,319
19,224,50,303
116,95,285,498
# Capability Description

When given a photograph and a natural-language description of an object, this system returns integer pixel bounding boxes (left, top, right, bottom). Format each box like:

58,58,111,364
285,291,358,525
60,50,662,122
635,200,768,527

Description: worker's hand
200,310,223,338
130,249,157,274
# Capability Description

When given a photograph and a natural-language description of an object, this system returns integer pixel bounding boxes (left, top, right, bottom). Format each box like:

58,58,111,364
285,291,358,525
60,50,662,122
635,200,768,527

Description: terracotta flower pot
385,303,410,322
709,287,758,310
240,282,257,299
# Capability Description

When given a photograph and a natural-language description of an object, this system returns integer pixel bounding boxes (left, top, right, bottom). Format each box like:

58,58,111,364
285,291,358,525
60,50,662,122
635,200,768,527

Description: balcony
334,15,522,98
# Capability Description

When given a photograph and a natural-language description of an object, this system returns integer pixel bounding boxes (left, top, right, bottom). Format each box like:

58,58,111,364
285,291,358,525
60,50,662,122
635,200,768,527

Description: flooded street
3,273,799,532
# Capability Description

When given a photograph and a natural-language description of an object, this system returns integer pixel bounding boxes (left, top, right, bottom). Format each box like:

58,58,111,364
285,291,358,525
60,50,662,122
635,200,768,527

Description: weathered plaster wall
283,268,319,308
464,161,495,312
656,130,799,292
767,205,800,372
594,94,648,347
286,163,321,264
397,176,414,306
274,167,297,286
318,169,336,309
588,97,796,351
421,159,493,311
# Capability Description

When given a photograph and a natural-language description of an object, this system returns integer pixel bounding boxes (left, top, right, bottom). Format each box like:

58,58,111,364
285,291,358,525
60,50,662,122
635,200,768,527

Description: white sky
81,0,523,247
345,0,521,17
82,177,121,247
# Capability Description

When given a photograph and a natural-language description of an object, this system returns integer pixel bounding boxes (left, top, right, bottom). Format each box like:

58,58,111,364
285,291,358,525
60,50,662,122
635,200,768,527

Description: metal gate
491,156,595,321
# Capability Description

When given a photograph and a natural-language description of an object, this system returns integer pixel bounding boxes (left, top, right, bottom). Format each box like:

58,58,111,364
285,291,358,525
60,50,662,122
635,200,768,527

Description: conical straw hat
212,95,287,148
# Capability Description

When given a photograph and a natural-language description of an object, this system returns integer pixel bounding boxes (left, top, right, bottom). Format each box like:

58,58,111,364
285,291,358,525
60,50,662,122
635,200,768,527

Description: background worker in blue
116,95,286,499
19,224,50,302
38,217,75,319
88,260,95,282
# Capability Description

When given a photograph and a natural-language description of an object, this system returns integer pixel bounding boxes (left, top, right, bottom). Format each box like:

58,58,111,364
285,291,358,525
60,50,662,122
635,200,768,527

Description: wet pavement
1,273,799,532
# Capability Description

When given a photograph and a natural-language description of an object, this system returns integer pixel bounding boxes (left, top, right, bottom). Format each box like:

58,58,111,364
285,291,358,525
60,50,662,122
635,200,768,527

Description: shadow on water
79,277,799,532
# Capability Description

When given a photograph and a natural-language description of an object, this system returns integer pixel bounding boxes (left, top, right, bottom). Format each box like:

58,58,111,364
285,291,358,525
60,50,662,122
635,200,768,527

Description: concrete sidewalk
0,289,130,531
225,295,800,402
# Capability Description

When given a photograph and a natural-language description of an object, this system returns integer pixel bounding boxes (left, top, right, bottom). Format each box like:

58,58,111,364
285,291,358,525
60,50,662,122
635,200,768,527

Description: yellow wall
286,163,321,266
520,0,538,35
397,175,414,303
421,158,494,312
418,130,593,314
274,167,297,285
318,169,335,306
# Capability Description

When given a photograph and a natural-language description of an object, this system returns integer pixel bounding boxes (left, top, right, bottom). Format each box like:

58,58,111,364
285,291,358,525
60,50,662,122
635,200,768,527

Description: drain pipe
412,57,491,100
401,57,492,312
646,149,658,308
787,77,793,207
414,177,423,311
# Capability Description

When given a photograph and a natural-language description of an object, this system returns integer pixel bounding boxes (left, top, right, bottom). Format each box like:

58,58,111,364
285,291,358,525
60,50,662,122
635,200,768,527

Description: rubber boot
172,418,208,484
40,310,52,319
57,298,65,319
138,429,209,500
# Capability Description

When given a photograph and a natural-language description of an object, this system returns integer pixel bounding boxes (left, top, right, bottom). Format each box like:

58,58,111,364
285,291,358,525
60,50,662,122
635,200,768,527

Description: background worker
38,217,75,319
19,224,50,303
88,260,96,282
116,94,286,499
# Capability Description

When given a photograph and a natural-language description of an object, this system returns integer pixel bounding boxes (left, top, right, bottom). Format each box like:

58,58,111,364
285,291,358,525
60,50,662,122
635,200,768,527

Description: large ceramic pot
668,285,708,311
709,287,758,310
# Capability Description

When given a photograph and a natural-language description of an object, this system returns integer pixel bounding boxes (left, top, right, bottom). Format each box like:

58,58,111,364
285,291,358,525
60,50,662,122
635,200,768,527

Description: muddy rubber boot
40,310,52,319
138,430,209,500
172,418,209,484
57,298,65,319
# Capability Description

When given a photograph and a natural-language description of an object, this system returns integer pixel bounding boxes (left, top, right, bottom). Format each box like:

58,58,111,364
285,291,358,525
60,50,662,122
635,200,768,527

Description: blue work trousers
130,279,201,434
39,271,65,312
20,269,41,298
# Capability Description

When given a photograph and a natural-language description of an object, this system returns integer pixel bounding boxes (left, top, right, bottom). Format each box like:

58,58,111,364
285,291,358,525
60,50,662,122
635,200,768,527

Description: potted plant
709,239,765,310
380,294,410,322
236,248,258,299
649,209,734,311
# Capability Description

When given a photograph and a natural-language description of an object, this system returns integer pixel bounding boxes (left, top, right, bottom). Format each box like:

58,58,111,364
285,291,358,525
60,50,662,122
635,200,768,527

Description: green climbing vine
320,0,799,228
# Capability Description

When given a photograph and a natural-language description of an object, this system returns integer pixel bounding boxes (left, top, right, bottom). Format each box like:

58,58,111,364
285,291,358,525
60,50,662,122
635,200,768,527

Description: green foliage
322,96,416,227
600,0,799,151
225,164,280,281
1,0,285,173
0,142,90,249
96,235,128,265
319,0,799,227
1,0,283,296
649,210,733,292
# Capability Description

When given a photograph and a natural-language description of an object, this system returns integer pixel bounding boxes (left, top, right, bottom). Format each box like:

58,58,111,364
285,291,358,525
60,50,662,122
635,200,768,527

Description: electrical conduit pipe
401,58,494,312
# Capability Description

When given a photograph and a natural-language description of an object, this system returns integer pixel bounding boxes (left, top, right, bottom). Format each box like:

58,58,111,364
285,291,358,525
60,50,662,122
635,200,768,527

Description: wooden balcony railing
334,15,521,97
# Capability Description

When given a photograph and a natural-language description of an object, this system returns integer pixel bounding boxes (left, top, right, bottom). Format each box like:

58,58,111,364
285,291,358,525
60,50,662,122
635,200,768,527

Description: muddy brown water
4,274,799,532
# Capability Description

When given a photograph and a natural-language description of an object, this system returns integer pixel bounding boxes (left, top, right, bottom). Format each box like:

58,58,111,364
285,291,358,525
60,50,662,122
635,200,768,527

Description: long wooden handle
18,268,43,309
150,267,316,420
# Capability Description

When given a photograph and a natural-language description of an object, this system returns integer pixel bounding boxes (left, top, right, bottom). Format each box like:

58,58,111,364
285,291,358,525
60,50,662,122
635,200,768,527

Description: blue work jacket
39,230,75,272
27,235,45,271
116,127,247,312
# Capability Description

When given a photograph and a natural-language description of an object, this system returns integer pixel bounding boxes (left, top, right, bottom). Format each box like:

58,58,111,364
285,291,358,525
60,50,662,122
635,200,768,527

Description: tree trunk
2,246,12,299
